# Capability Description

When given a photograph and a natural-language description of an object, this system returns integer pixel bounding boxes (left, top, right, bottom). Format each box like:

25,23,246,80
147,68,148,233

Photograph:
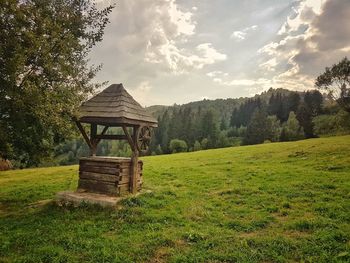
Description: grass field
0,136,350,262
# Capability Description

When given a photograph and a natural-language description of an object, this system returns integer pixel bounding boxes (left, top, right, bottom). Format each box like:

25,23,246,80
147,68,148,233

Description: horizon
144,87,325,108
90,0,350,107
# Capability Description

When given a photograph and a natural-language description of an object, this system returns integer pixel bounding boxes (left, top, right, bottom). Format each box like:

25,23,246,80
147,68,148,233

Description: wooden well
74,83,157,196
78,157,143,196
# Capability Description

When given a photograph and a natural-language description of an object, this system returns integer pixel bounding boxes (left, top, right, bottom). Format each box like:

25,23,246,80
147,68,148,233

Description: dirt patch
238,231,262,238
27,199,53,209
149,247,172,263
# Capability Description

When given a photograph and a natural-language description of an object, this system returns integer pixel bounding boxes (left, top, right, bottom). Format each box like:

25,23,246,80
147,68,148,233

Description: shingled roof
77,84,157,127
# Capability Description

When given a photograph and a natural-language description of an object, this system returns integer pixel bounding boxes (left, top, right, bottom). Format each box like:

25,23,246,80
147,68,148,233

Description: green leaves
316,57,350,112
0,0,114,166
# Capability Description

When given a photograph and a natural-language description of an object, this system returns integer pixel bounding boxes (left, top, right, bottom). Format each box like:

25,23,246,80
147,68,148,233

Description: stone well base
55,191,125,207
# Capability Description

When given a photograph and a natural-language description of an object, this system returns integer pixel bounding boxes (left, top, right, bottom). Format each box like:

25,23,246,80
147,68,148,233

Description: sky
90,0,350,106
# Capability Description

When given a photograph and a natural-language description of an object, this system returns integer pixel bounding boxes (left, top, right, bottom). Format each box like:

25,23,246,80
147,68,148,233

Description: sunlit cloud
230,25,258,41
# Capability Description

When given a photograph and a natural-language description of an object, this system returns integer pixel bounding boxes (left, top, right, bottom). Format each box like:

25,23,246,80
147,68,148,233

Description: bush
313,114,338,136
193,141,201,151
201,138,209,150
281,112,304,141
217,131,231,148
169,139,188,153
313,111,350,136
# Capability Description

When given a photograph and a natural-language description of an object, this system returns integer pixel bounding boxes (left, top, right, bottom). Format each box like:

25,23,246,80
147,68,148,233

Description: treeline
52,88,350,165
149,89,350,154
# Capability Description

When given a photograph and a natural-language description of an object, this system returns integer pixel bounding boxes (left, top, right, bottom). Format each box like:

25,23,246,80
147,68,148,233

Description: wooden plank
81,100,143,109
96,125,109,144
79,106,150,116
90,124,97,156
118,175,130,184
130,126,139,194
118,183,141,195
115,175,142,185
79,165,119,175
95,134,128,140
78,179,118,195
80,159,121,168
78,116,158,128
79,156,136,163
79,110,154,122
78,179,141,196
79,171,119,183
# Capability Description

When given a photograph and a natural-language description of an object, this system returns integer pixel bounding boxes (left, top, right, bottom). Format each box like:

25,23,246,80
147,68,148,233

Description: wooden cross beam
95,134,128,140
96,125,109,144
75,121,93,149
122,126,135,151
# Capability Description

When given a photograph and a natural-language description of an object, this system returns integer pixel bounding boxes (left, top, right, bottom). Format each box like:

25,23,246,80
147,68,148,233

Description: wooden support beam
75,121,93,149
96,126,109,144
95,134,128,140
122,126,135,151
90,124,97,156
130,126,139,194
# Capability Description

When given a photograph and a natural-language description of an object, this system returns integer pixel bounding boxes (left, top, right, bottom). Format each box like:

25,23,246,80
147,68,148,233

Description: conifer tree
244,108,269,145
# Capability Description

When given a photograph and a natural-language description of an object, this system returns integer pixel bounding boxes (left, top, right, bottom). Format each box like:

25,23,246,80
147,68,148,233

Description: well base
55,191,125,207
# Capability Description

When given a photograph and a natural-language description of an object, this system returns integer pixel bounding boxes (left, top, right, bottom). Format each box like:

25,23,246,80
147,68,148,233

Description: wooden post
90,124,97,156
75,121,93,149
130,126,139,194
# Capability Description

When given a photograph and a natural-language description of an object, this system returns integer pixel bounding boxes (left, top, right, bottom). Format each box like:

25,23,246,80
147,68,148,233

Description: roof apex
76,83,157,126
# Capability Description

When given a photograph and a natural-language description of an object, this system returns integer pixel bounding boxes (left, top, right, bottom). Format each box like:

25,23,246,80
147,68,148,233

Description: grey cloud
294,0,350,76
93,0,347,104
310,0,350,51
259,0,350,90
91,0,226,98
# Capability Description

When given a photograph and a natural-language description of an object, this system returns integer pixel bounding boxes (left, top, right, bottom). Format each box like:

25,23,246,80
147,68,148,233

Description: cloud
258,0,350,91
91,0,227,85
231,25,258,41
206,70,272,95
145,42,227,74
90,0,349,104
206,71,228,78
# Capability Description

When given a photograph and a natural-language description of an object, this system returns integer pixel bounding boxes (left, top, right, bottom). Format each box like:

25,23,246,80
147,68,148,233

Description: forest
1,0,349,170
52,88,350,166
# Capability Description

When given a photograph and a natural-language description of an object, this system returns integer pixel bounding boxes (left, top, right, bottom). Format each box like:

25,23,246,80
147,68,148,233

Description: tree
244,108,269,145
217,131,230,148
316,57,350,112
286,92,301,114
201,109,220,148
220,118,228,131
201,138,209,150
281,112,304,141
266,115,281,142
169,139,188,153
0,0,114,166
304,90,323,116
193,140,201,151
296,103,315,138
155,145,163,155
231,98,263,127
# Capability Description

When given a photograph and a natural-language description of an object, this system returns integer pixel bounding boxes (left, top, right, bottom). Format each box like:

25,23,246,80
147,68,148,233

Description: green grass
1,136,350,262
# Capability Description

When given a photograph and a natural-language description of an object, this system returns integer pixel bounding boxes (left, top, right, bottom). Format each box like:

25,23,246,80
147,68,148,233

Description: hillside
1,136,350,262
145,88,302,119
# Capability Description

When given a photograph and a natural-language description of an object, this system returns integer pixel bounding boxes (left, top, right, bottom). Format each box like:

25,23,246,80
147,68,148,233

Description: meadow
0,136,349,262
